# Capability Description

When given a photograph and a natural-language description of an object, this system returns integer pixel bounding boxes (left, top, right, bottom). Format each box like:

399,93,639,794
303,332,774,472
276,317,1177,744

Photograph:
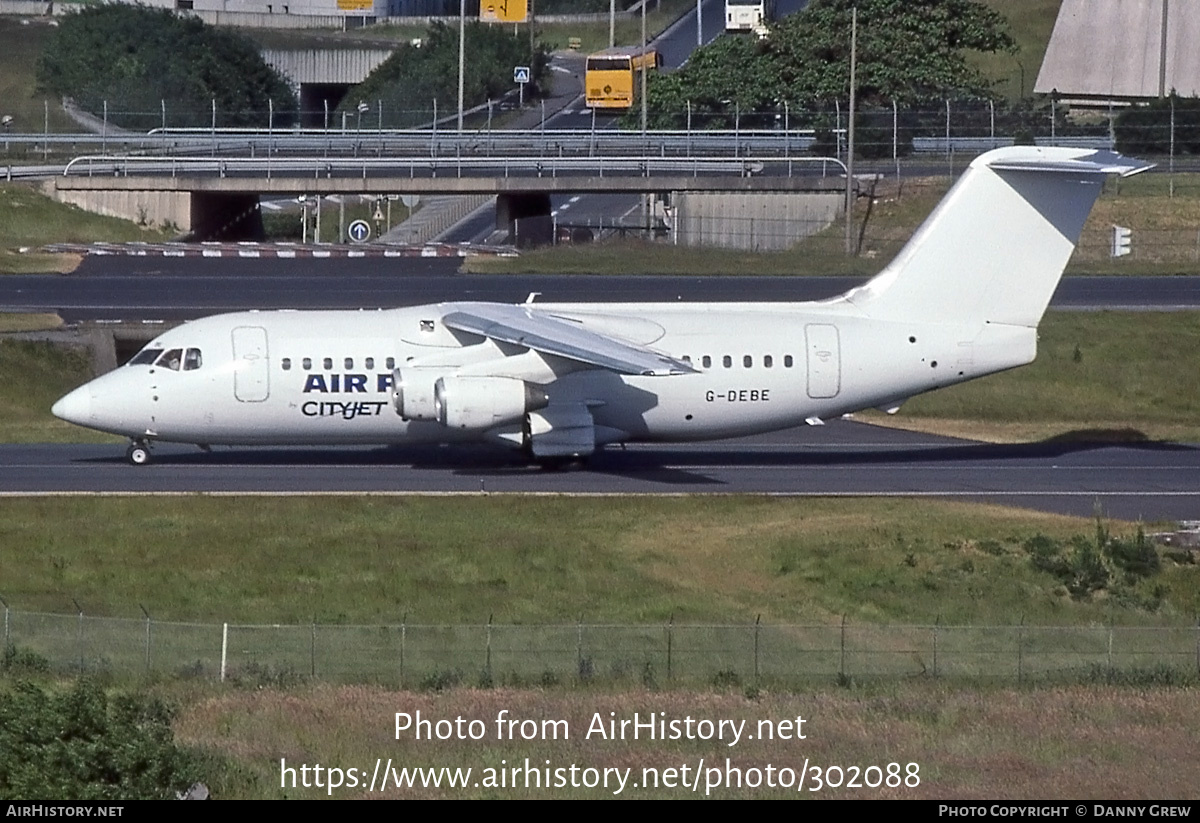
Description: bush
1116,96,1200,155
0,679,213,800
37,5,296,129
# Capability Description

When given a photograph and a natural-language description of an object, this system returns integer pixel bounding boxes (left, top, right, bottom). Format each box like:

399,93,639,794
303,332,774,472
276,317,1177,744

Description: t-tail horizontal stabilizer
843,147,1152,329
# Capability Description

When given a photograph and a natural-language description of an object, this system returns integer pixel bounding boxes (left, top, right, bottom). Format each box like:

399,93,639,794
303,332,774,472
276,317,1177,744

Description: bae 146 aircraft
52,147,1149,466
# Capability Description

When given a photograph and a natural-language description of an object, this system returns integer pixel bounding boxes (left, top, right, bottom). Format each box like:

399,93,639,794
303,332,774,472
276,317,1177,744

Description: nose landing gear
126,439,152,466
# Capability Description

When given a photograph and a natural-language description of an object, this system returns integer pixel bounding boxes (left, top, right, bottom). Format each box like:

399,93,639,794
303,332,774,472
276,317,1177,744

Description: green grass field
0,184,170,274
2,496,1196,625
468,172,1200,278
168,683,1200,798
0,18,79,139
972,0,1062,100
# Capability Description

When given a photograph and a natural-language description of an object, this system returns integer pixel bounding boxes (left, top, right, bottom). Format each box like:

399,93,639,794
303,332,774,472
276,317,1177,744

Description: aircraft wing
441,304,696,376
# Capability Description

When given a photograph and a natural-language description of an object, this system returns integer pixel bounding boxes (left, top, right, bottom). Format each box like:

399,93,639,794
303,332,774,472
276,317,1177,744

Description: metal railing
58,154,851,182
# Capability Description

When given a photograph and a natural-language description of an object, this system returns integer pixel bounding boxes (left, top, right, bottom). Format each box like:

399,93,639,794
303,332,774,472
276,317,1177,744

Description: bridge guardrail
60,154,849,181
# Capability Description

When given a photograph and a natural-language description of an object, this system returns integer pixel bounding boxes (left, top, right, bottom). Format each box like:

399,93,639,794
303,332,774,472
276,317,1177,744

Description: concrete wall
0,1,51,14
42,183,192,234
262,48,395,93
674,192,842,251
84,0,388,18
1036,0,1200,98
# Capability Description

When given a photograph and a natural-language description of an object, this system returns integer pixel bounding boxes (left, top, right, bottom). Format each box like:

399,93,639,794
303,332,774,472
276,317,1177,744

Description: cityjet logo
302,401,386,419
303,373,394,394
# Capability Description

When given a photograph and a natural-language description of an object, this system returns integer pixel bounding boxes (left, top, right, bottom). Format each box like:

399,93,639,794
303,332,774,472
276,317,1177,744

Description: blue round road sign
348,219,371,243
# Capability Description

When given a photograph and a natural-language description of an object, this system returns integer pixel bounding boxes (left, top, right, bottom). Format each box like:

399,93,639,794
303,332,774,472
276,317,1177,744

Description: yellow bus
585,45,661,111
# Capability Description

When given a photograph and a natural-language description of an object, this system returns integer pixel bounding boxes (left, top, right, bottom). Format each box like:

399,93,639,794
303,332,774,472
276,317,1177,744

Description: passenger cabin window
323,357,333,370
702,356,711,368
302,357,312,370
764,355,773,368
784,355,794,368
344,358,354,370
282,358,292,371
723,355,732,368
183,348,203,371
129,348,163,366
155,349,183,371
386,357,395,369
365,357,375,370
743,355,752,368
681,355,691,364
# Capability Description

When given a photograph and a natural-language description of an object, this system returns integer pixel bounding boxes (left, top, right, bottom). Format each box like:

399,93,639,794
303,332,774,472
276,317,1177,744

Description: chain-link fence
4,608,1198,688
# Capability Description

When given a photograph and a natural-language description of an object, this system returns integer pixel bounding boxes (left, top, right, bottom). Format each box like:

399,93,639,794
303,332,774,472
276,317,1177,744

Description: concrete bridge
49,155,848,246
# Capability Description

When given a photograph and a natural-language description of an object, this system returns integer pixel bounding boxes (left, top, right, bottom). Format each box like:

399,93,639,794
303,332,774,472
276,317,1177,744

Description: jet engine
392,367,439,421
434,376,549,430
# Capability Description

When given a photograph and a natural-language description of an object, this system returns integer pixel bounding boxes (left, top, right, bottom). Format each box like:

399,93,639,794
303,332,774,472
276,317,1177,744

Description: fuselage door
232,326,270,403
805,323,841,399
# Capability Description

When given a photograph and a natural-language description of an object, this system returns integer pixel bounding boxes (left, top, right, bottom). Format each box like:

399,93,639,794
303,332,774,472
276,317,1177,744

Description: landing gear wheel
126,442,151,466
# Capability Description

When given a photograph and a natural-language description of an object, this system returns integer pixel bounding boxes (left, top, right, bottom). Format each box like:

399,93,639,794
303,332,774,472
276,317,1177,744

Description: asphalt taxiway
4,421,1198,521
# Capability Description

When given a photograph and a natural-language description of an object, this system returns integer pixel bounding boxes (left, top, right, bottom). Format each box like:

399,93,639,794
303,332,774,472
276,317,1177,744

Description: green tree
1116,95,1200,155
0,680,212,800
37,5,296,129
638,0,1014,129
344,22,551,128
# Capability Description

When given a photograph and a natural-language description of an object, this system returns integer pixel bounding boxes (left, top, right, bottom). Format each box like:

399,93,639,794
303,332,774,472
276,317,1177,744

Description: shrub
0,679,212,800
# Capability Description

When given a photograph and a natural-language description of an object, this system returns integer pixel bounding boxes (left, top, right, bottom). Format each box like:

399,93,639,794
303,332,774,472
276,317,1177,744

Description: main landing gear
126,439,152,466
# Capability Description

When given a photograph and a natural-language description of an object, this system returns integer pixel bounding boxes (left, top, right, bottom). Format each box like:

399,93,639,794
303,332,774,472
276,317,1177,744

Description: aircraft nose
52,386,93,425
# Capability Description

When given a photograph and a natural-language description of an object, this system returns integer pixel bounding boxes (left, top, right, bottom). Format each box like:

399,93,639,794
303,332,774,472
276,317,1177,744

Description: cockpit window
129,348,163,366
155,348,184,371
183,348,203,371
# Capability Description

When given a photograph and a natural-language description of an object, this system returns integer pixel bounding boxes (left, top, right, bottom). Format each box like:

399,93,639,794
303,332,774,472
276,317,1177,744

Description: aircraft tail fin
843,147,1151,327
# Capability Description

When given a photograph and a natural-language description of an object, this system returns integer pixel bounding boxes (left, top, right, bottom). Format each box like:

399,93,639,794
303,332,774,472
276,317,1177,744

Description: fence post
835,100,842,160
932,615,940,678
840,614,847,681
311,618,317,680
784,101,789,160
1017,616,1025,685
667,614,674,682
73,598,84,675
140,604,151,674
485,614,493,681
1169,96,1175,198
1,595,8,654
1107,622,1114,674
220,622,228,682
576,614,583,680
400,612,407,688
754,614,761,686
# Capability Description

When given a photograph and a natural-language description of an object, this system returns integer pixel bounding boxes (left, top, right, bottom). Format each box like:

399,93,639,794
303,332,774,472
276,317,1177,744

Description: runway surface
4,262,1200,321
5,421,1199,521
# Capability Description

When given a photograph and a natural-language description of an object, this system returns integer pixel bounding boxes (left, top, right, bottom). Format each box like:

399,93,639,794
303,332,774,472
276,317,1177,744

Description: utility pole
845,7,857,256
641,0,648,135
457,0,465,132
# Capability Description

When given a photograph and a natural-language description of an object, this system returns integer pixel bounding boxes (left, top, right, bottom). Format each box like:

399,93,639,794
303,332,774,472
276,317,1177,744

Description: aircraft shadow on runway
74,437,1198,488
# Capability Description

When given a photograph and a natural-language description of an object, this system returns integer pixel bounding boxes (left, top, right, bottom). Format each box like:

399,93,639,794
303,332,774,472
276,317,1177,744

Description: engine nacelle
392,367,440,421
434,376,549,430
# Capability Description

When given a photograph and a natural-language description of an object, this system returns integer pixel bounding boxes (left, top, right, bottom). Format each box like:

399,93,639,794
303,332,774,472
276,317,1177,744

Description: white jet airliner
52,147,1149,466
